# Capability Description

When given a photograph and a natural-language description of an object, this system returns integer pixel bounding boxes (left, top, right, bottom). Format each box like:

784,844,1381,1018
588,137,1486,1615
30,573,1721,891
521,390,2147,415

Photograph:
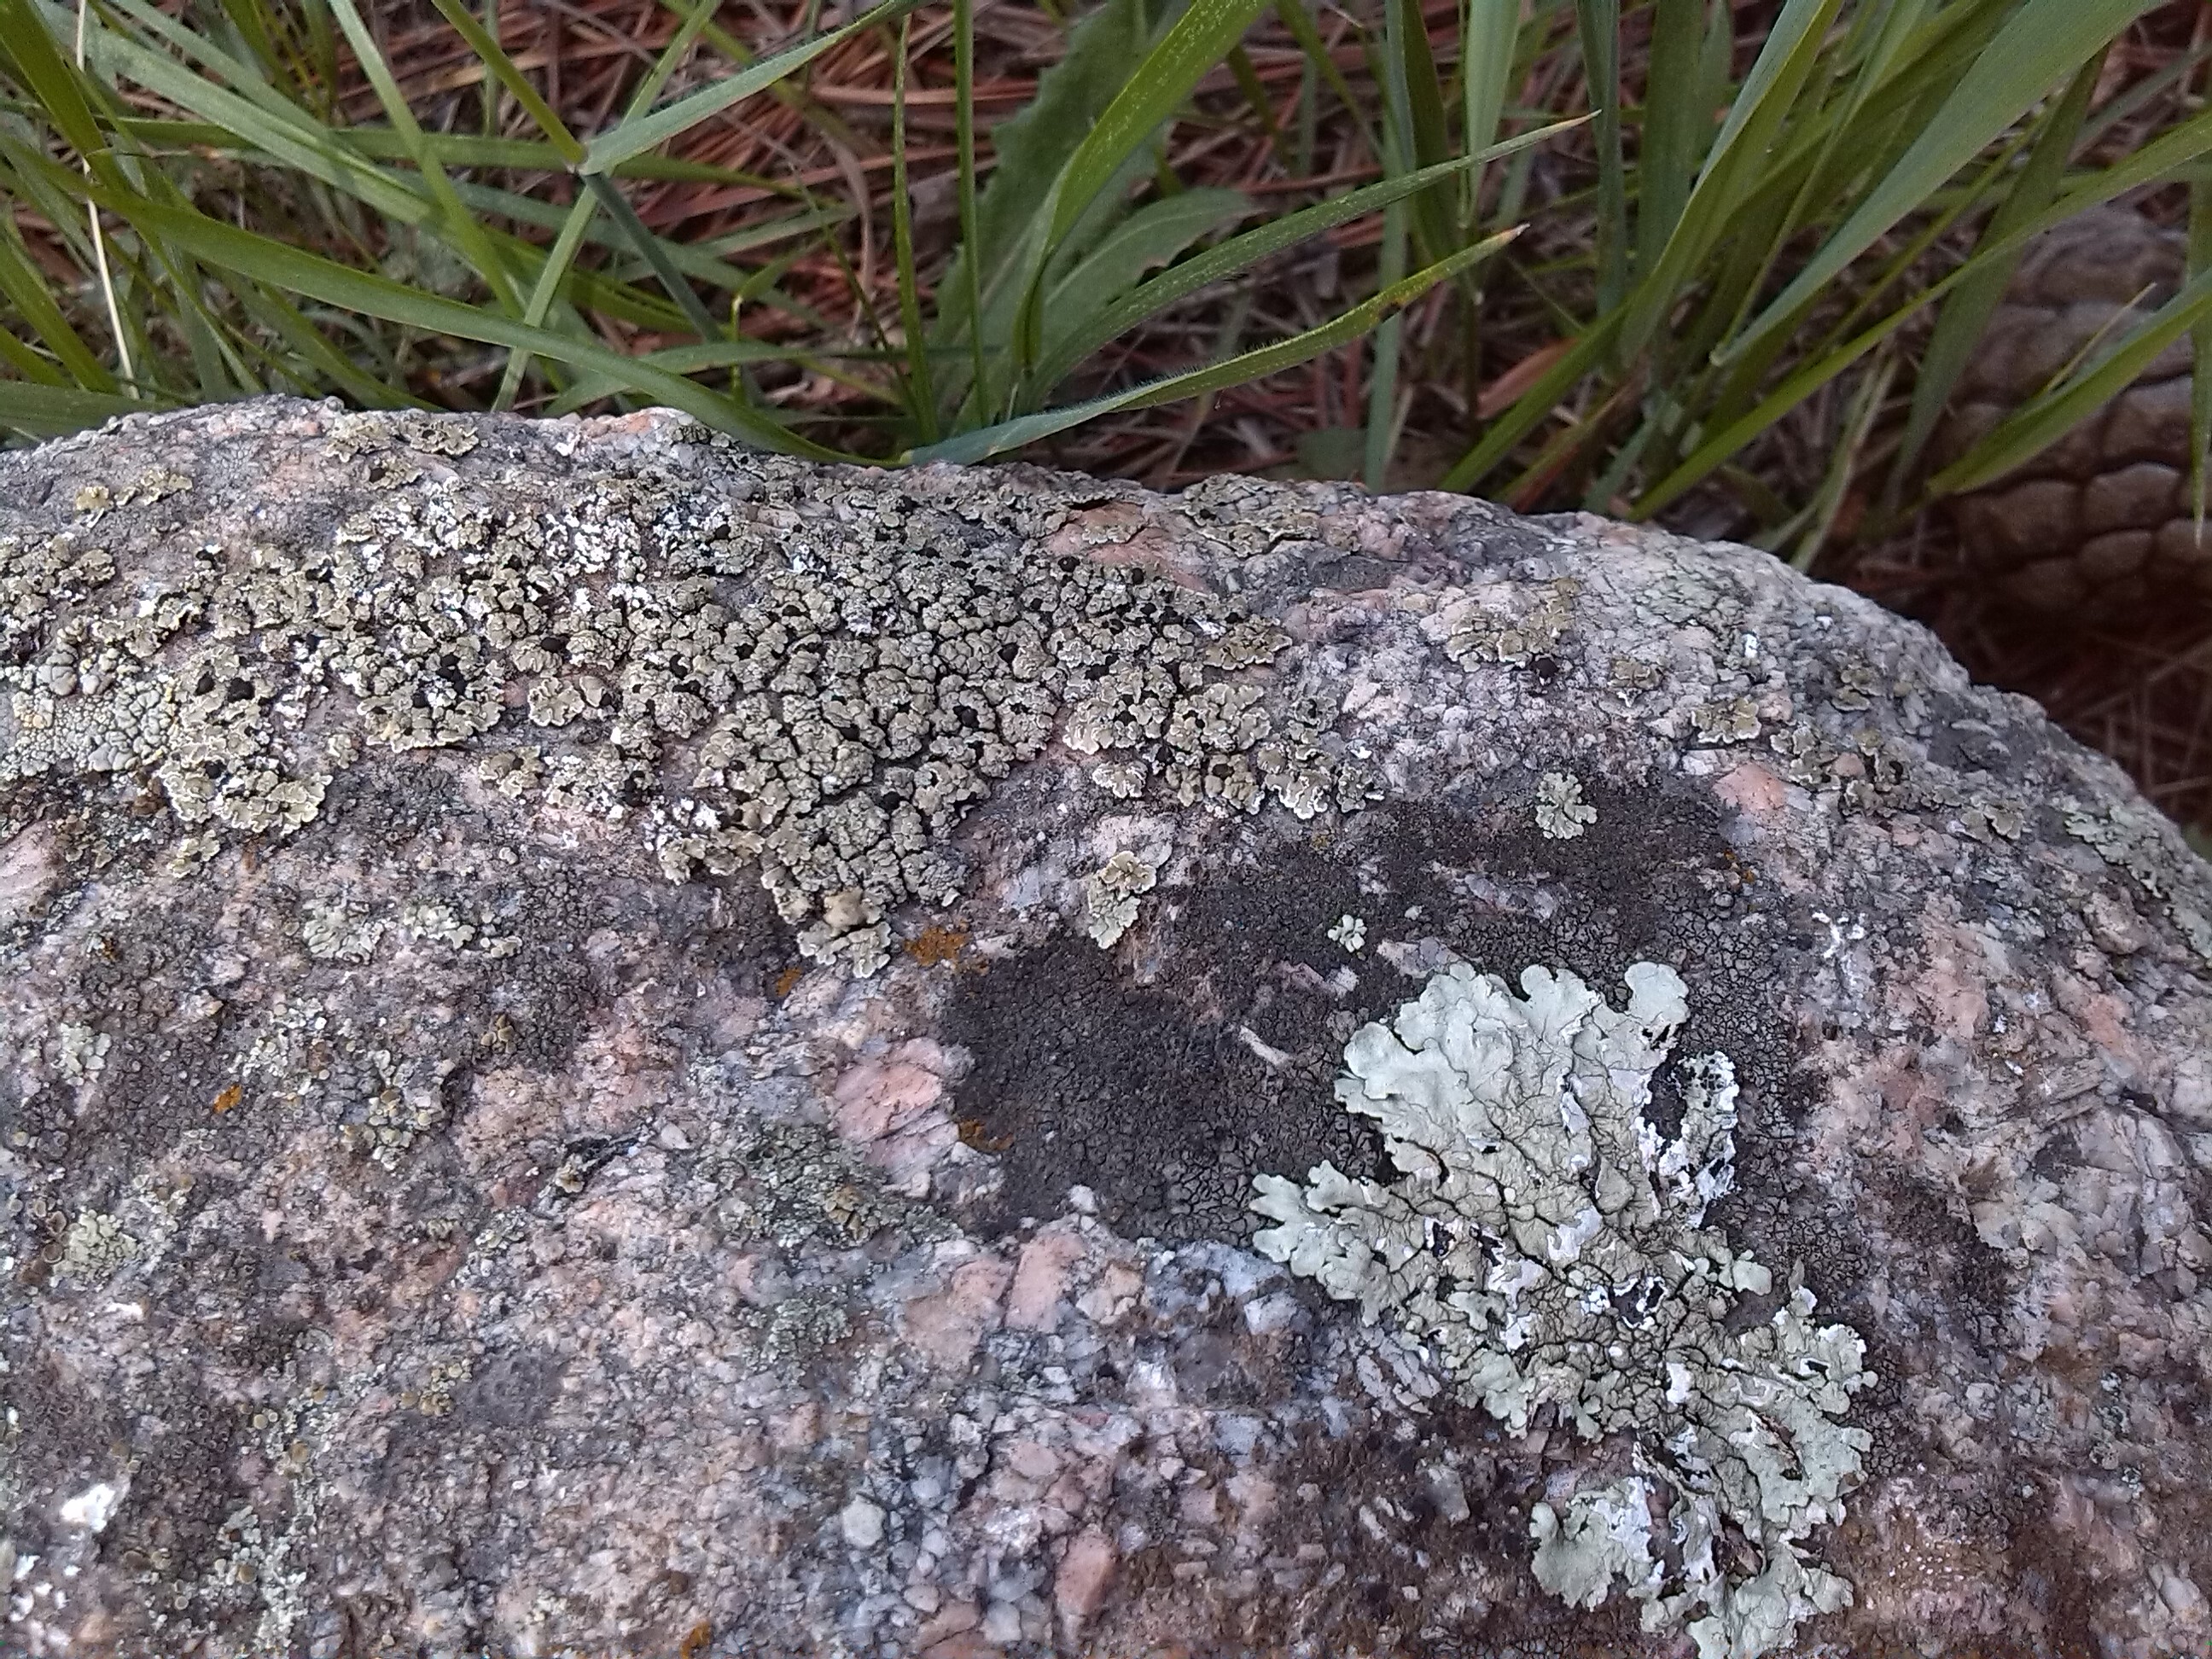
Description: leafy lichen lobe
1253,958,1871,1659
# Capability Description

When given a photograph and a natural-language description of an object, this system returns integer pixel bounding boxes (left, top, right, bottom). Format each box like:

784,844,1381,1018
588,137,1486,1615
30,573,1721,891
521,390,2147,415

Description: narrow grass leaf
495,193,598,410
1573,0,1625,311
324,0,521,313
0,381,152,435
1637,0,1704,274
424,0,584,164
914,227,1522,466
1732,0,2161,364
1933,261,2212,495
891,13,935,444
81,183,849,458
581,0,926,175
1030,124,1581,393
1044,0,1269,250
583,174,722,340
1894,48,2101,485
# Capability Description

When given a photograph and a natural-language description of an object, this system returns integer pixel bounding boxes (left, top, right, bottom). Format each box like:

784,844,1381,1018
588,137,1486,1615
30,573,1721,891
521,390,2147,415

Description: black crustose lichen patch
946,789,1848,1274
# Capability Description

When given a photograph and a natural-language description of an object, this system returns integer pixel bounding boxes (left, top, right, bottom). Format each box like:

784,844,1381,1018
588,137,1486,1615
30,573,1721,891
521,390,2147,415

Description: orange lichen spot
678,1620,713,1659
955,1116,1015,1154
211,1083,242,1115
772,964,806,999
905,923,969,967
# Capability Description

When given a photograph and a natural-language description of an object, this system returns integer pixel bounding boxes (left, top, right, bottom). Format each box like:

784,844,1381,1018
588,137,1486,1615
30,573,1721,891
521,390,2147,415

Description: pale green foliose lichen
1083,850,1159,948
1251,961,1871,1659
1534,771,1596,841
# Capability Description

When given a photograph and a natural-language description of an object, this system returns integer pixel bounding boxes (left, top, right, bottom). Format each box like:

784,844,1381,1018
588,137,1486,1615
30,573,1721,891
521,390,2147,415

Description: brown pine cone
1934,206,2211,621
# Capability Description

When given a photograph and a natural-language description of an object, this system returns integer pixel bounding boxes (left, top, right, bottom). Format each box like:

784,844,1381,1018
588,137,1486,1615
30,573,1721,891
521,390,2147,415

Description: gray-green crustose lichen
0,414,1360,975
1251,961,1871,1659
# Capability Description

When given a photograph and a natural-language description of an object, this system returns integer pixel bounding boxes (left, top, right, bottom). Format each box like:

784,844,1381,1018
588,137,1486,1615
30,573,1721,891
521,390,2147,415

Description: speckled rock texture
5,399,2212,1659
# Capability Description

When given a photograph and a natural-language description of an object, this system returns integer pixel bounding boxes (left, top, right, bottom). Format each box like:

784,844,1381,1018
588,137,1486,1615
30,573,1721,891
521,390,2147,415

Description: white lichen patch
1535,771,1597,841
1326,913,1366,953
1252,961,1871,1659
1083,851,1159,948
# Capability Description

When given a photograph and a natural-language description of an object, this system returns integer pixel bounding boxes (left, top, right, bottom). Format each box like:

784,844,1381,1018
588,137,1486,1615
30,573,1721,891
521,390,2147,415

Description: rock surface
4,399,2212,1659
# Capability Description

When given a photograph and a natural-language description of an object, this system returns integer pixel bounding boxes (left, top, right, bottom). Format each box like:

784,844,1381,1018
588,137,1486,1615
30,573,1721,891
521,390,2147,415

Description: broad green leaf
1731,0,2162,363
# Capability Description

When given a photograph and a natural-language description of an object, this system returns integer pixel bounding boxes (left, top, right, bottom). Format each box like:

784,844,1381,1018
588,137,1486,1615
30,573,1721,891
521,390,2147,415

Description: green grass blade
88,20,435,227
953,0,987,422
0,198,114,388
1044,189,1250,358
1006,0,1269,368
0,381,154,436
1460,0,1518,225
423,0,584,165
580,0,925,175
1892,46,2101,486
1030,123,1582,394
323,0,520,313
626,0,721,117
1389,0,1457,264
1044,0,1268,252
890,13,935,445
912,226,1522,466
1618,0,1845,363
1631,139,2212,518
1636,0,1704,275
1730,0,2161,364
583,173,721,341
0,0,118,183
79,179,851,458
1932,260,2212,496
1440,317,1621,491
0,324,67,386
1275,0,1382,165
1573,0,1625,311
494,193,598,410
